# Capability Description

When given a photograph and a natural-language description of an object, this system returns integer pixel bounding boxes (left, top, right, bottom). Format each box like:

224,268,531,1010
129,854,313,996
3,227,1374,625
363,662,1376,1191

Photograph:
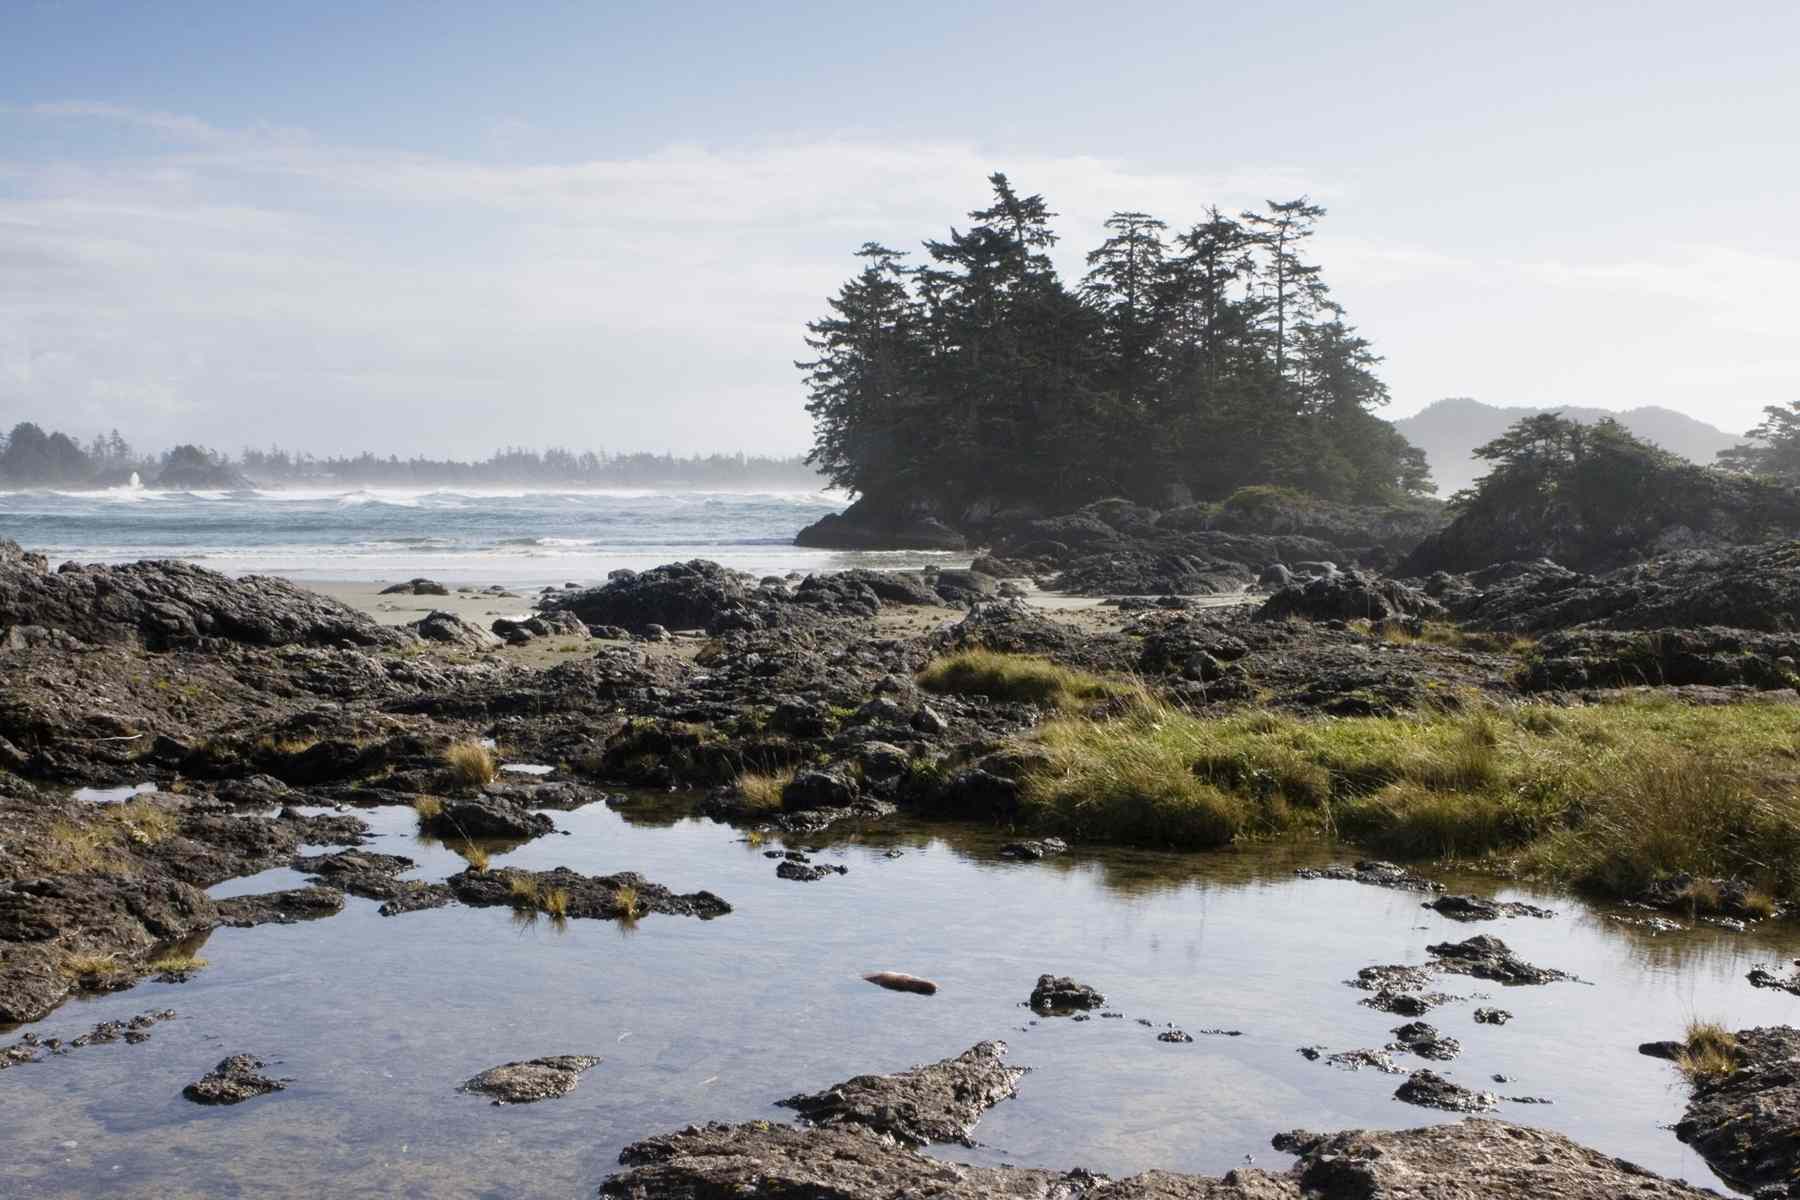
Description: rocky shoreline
4,529,1800,1191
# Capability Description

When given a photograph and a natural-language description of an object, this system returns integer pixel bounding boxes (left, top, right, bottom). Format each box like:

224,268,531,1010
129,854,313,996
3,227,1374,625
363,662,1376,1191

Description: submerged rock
183,1054,287,1105
998,837,1069,861
1029,974,1106,1014
1394,1069,1498,1113
1297,860,1443,893
460,1054,600,1105
1424,894,1555,922
445,866,731,921
215,886,346,928
1300,1046,1404,1074
776,860,848,882
776,1040,1025,1147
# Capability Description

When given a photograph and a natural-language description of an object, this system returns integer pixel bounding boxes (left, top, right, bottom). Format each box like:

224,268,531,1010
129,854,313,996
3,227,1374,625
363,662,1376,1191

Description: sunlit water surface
6,799,1797,1198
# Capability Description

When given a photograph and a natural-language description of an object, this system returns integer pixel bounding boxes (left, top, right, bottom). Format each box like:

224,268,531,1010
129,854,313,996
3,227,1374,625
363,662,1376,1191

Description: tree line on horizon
0,422,823,489
801,174,1434,512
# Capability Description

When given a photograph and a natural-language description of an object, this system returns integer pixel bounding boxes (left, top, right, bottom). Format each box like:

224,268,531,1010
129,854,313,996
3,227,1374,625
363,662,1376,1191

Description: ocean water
0,484,958,585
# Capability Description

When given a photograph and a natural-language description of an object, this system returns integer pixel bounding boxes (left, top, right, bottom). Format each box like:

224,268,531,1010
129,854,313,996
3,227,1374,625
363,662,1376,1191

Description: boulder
460,1054,601,1105
407,610,500,651
183,1054,287,1105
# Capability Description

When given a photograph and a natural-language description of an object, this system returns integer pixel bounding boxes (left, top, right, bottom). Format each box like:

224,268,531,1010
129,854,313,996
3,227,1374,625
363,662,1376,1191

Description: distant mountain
1393,398,1743,495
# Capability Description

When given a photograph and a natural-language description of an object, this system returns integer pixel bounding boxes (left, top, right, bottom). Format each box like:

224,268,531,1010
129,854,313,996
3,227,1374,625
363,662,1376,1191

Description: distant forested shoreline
0,423,824,491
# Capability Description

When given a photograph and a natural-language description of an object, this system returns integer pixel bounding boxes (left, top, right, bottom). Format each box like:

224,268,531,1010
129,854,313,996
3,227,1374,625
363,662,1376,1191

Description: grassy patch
147,952,208,974
1008,694,1800,901
60,952,120,977
507,873,541,908
542,887,570,917
40,798,180,875
1365,620,1536,657
460,844,491,872
615,883,641,920
445,741,498,787
1675,1021,1743,1085
918,649,1122,710
412,795,444,820
735,768,794,812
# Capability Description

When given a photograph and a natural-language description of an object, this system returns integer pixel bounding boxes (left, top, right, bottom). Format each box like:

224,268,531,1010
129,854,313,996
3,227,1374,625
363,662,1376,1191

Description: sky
2,0,1795,459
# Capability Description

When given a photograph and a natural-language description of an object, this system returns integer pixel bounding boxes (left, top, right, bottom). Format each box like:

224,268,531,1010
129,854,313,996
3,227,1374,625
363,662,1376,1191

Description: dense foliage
1719,402,1800,482
1406,413,1800,572
800,175,1430,513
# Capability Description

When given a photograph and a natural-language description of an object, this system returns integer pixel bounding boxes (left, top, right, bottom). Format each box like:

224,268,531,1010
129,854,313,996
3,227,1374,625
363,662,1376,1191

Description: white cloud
0,102,1794,454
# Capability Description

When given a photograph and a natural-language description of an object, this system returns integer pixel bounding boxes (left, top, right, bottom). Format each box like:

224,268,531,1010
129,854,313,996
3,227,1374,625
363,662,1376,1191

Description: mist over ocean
0,484,956,585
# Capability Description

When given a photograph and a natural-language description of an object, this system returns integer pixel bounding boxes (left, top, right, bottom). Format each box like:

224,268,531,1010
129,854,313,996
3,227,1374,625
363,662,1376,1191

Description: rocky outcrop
794,495,968,551
215,886,346,928
443,866,731,921
407,610,500,651
1259,570,1439,623
459,1054,600,1105
0,554,402,650
182,1054,287,1104
1029,974,1106,1013
1671,1025,1800,1194
602,1113,1720,1199
418,795,554,841
775,1041,1025,1147
1425,935,1571,985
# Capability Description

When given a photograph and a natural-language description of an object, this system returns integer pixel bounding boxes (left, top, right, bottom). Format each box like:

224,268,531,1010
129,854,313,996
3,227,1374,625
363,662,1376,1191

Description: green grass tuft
1675,1021,1743,1085
918,649,1123,711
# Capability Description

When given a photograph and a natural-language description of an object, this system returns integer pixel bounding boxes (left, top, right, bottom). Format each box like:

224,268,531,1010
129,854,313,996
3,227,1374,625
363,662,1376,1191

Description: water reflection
7,795,1797,1199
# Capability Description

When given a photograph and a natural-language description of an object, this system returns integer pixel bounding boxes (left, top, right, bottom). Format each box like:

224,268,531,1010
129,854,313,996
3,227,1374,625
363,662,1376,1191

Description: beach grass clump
542,887,570,918
1675,1021,1744,1085
460,844,491,872
918,649,1123,711
445,741,498,787
147,952,208,974
735,768,795,812
60,952,120,977
615,883,641,921
41,797,180,875
412,795,444,820
1011,693,1800,901
507,873,542,908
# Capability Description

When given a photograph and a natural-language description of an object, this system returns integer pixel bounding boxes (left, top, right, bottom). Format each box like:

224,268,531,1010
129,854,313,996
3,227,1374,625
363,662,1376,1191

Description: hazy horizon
4,2,1794,458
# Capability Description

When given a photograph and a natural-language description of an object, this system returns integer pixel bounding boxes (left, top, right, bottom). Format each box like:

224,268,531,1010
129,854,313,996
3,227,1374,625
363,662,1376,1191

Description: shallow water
0,486,964,586
6,800,1798,1198
70,783,158,805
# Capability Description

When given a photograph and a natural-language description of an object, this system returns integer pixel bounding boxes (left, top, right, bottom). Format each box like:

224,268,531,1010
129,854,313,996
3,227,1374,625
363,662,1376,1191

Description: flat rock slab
183,1054,287,1105
215,886,345,928
1673,1024,1800,1193
1296,860,1443,893
602,1117,1721,1199
1424,895,1555,922
777,1040,1025,1147
460,1055,600,1105
1030,974,1106,1013
446,867,731,920
1394,1069,1497,1112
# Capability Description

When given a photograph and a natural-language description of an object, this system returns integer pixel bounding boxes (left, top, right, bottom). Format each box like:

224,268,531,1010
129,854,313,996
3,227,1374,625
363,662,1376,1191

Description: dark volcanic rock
0,555,402,650
782,766,860,812
380,578,449,596
1475,1007,1514,1025
1388,1021,1461,1061
1301,1047,1404,1074
775,1040,1025,1147
602,1113,1719,1199
1297,860,1444,893
1749,965,1800,996
776,860,848,882
998,837,1069,861
1426,935,1571,985
444,866,731,920
183,1054,287,1104
460,1054,601,1105
793,495,967,551
215,886,346,928
1424,894,1555,922
407,610,500,650
542,559,755,634
1259,570,1439,623
419,794,554,840
1672,1024,1800,1194
1394,1069,1497,1112
293,850,419,901
1029,974,1106,1013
